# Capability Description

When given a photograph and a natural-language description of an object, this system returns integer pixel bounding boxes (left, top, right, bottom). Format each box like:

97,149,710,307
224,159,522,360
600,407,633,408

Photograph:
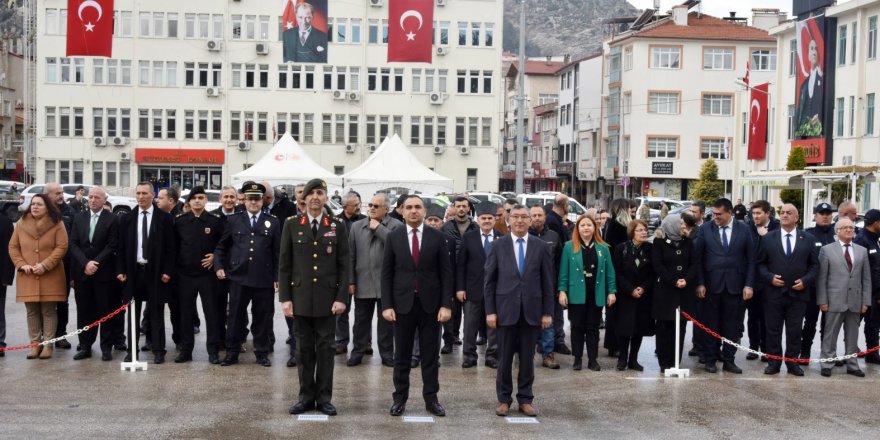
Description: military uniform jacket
175,211,225,277
213,211,281,289
278,213,350,317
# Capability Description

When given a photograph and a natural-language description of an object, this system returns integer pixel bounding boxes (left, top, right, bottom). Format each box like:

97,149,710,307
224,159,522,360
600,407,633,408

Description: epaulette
208,212,221,218
175,213,187,219
265,213,277,218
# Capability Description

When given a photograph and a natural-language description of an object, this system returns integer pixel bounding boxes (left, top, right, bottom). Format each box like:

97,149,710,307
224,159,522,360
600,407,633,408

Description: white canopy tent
343,134,454,197
232,133,342,187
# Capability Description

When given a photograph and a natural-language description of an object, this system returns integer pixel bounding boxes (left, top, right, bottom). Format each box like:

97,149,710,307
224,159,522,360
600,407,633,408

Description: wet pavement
1,291,878,439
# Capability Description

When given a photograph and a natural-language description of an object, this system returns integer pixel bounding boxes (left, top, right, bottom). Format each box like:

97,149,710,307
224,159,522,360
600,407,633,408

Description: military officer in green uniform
281,178,350,417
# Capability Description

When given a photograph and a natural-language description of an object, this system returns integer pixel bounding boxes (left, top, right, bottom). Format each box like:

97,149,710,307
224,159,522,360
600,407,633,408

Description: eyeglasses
837,226,855,231
510,215,530,220
368,203,385,208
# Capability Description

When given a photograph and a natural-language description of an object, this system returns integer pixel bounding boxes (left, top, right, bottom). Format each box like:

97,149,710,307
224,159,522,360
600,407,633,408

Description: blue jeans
540,327,554,358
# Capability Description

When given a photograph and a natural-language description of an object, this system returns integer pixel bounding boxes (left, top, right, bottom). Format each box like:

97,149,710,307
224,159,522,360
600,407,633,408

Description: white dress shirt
511,232,529,262
718,219,733,243
780,228,797,254
136,206,153,264
407,223,424,255
840,240,857,265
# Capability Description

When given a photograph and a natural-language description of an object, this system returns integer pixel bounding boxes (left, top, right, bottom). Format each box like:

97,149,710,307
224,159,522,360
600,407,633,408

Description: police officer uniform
214,182,281,367
280,178,350,416
173,187,226,364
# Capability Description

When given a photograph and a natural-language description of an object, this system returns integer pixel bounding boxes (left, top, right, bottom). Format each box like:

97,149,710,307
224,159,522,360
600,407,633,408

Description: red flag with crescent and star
388,0,433,63
747,82,769,160
66,0,114,57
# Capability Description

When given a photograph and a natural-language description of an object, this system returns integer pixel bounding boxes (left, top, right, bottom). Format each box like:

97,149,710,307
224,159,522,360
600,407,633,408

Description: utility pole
515,0,526,194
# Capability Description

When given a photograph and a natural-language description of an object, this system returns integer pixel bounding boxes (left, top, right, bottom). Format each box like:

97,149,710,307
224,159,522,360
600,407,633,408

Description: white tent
232,133,342,187
343,134,454,196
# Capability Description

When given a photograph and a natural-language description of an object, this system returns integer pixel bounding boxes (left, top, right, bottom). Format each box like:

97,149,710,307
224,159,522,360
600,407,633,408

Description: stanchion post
121,301,148,372
664,307,690,378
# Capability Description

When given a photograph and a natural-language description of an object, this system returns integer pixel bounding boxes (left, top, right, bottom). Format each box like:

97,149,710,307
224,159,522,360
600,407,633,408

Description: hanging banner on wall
282,0,329,63
791,15,829,164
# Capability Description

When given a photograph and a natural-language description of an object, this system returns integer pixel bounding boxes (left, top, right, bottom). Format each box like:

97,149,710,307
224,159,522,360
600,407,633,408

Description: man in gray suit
347,193,401,367
818,217,872,377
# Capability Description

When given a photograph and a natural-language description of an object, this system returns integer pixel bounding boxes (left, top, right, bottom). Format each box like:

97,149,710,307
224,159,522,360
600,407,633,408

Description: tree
691,158,725,205
780,147,806,221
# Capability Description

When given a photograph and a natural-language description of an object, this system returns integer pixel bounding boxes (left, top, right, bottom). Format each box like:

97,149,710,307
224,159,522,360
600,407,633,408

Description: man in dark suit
0,208,16,356
529,205,566,368
283,2,328,63
214,182,281,368
456,201,502,369
484,204,554,417
45,183,75,350
756,204,818,376
694,198,757,374
116,182,176,364
280,179,349,417
70,187,121,361
382,196,453,418
745,200,779,361
853,209,880,365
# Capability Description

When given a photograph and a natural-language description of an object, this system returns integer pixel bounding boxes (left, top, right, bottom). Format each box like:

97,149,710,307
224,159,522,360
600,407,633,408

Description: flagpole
734,79,772,202
514,0,526,195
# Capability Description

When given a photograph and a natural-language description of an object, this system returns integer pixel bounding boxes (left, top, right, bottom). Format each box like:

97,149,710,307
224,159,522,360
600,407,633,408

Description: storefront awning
740,170,810,188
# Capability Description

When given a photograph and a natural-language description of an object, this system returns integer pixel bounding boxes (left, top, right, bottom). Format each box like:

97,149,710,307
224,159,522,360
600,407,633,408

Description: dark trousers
392,296,441,404
55,290,70,337
700,292,744,363
655,318,687,369
168,284,181,344
746,290,766,350
130,266,166,354
801,302,823,357
603,305,617,353
617,335,643,365
178,274,223,354
568,303,603,361
226,283,273,356
863,305,879,352
553,301,566,346
294,315,336,405
75,278,123,352
496,315,540,405
351,298,393,361
0,286,7,347
763,294,806,368
335,304,350,347
442,299,463,345
216,279,229,346
462,299,497,362
285,316,298,354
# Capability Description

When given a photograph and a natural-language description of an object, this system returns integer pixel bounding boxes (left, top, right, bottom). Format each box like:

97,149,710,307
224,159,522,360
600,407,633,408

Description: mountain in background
503,0,639,58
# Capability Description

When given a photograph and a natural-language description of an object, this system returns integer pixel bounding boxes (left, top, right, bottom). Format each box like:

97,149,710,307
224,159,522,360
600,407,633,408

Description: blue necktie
483,234,491,256
517,238,525,276
785,233,792,256
721,226,729,250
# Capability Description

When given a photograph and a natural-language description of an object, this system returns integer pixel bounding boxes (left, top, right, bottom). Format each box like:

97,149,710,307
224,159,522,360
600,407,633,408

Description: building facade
0,39,24,181
35,0,503,194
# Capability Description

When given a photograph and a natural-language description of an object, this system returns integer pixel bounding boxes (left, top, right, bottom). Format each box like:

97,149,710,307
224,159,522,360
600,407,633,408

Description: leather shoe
746,352,759,361
687,348,698,357
256,356,272,367
722,361,742,374
616,360,627,371
318,402,337,416
704,363,718,373
572,358,583,370
288,401,315,415
454,337,463,345
220,355,239,366
628,361,644,372
475,337,487,346
209,353,220,365
846,369,866,377
174,352,193,363
101,351,112,361
554,344,572,355
441,344,453,354
462,359,477,368
542,354,560,369
484,358,498,369
73,350,92,360
55,339,72,349
865,353,880,365
820,368,832,377
764,365,781,375
123,352,132,362
153,352,165,364
390,402,405,416
286,356,297,367
346,357,363,367
835,359,845,367
410,358,420,368
141,343,152,352
495,402,510,416
365,347,374,355
425,401,446,417
518,403,538,417
587,359,601,371
381,358,394,367
114,342,128,351
335,345,347,355
787,365,805,376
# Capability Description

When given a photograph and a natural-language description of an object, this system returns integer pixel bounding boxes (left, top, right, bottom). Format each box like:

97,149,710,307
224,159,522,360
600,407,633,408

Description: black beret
187,186,206,202
303,178,327,196
426,203,446,220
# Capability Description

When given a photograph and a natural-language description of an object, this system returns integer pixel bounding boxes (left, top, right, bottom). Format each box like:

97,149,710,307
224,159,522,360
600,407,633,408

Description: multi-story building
601,5,780,201
499,56,564,192
0,39,24,181
35,0,502,194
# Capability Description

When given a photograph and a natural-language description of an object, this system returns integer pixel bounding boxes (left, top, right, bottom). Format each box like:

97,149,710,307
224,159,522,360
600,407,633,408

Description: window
138,109,148,138
849,95,856,136
59,161,70,184
648,91,680,114
166,110,176,138
700,138,727,159
93,108,104,137
393,69,403,92
623,92,631,114
45,9,60,35
410,116,421,145
624,47,633,70
437,117,447,145
751,49,777,71
368,20,379,44
471,22,481,46
45,161,56,183
45,107,56,136
93,162,103,186
121,109,131,137
789,39,797,76
839,25,848,66
867,93,875,136
116,11,133,37
538,94,558,105
424,117,433,145
455,117,465,145
647,137,678,158
412,69,422,93
439,21,449,45
198,110,209,140
851,22,858,64
74,161,84,183
703,47,733,70
481,118,491,146
869,16,878,60
836,97,845,137
348,115,359,144
304,114,314,143
485,23,494,46
139,12,150,38
351,19,361,43
702,94,733,116
335,18,347,43
46,57,85,84
230,112,241,141
787,105,795,140
168,13,178,38
650,46,681,69
322,114,332,143
458,22,467,46
107,162,117,187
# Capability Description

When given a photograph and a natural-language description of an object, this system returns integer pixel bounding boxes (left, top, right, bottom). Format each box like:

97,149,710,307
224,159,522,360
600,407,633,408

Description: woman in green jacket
559,214,617,371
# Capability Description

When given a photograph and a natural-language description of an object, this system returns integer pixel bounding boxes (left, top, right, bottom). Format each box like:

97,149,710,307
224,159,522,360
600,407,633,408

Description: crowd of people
1,181,878,418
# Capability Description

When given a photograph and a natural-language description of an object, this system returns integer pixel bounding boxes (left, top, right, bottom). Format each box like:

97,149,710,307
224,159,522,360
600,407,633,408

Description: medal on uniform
322,217,330,227
264,220,271,228
298,231,303,235
331,222,337,228
204,227,211,235
327,246,333,255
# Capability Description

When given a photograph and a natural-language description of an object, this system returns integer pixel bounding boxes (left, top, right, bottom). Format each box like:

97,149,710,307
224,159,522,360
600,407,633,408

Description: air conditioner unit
345,144,357,153
255,43,269,55
206,40,222,51
368,144,378,153
332,90,346,100
120,152,131,161
369,0,384,7
348,91,360,101
112,136,128,147
238,141,251,151
432,145,445,155
93,137,106,147
429,92,444,105
459,146,471,155
436,46,449,56
206,87,221,97
436,0,448,6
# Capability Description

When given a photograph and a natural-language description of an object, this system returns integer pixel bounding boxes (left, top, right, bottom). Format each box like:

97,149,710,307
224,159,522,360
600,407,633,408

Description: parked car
516,192,587,223
18,184,137,217
634,197,685,230
0,180,24,221
468,191,506,205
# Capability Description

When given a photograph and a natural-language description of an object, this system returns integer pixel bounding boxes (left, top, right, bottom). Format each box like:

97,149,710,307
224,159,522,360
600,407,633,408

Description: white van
516,192,587,223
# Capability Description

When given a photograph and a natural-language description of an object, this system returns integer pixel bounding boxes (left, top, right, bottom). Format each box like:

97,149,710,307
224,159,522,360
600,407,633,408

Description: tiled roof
510,60,567,76
616,12,774,44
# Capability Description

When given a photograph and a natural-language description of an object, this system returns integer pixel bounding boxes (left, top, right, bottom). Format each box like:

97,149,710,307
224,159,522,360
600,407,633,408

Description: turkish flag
388,0,433,63
282,0,297,32
66,0,114,57
747,83,769,160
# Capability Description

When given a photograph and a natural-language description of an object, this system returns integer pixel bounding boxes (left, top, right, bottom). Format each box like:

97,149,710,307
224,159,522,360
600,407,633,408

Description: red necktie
844,244,853,272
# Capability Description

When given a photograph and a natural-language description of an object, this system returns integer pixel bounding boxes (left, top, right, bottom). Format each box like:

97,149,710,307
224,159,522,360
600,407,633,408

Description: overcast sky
626,0,812,23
